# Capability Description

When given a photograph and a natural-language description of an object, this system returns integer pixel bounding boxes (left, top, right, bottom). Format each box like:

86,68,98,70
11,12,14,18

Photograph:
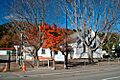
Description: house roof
65,32,80,43
0,48,15,50
66,31,101,44
69,32,80,39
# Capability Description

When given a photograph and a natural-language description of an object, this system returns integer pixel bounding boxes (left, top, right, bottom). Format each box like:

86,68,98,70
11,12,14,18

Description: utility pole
64,0,68,69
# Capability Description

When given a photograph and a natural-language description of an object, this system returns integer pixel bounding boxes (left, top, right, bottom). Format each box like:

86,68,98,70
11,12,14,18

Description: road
1,63,120,80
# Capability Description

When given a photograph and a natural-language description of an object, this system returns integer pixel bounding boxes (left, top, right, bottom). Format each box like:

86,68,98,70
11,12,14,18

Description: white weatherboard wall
68,31,103,59
23,46,103,61
65,47,102,59
38,48,51,57
23,47,65,61
0,50,12,55
38,48,65,61
0,50,7,55
70,44,103,59
54,51,64,61
71,48,103,59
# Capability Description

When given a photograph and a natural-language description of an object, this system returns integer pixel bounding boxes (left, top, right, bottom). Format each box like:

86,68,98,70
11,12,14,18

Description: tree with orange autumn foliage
40,23,66,51
25,22,73,68
40,23,73,69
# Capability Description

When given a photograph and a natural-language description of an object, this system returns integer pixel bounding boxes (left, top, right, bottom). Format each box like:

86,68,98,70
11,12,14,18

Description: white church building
22,30,104,62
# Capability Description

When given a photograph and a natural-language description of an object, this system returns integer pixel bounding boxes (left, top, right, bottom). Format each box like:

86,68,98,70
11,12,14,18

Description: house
22,46,65,62
22,29,103,62
0,48,14,55
0,48,15,62
34,30,103,61
68,30,103,59
37,48,65,61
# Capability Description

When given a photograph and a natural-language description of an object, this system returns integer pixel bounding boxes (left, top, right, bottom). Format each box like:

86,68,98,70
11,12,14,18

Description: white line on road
102,76,120,80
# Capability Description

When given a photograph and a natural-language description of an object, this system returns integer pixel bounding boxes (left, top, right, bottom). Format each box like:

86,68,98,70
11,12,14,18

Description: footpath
14,61,120,76
0,62,120,80
1,61,120,78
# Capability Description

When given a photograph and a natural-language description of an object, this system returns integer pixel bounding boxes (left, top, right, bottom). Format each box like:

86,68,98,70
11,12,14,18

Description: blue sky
0,0,120,31
0,0,70,29
0,0,67,28
0,0,11,24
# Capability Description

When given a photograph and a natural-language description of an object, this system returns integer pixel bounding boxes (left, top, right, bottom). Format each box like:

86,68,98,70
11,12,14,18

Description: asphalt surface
1,62,120,80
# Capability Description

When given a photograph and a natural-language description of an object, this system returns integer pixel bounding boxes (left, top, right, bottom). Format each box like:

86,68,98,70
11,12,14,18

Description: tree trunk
34,48,39,68
91,52,94,64
88,53,91,64
36,50,39,68
52,52,55,70
64,53,68,69
88,47,94,64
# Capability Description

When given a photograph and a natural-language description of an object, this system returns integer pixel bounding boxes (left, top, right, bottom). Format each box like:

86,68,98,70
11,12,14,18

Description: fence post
8,50,11,71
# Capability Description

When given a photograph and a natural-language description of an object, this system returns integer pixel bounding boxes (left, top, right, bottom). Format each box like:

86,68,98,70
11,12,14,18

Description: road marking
102,76,120,80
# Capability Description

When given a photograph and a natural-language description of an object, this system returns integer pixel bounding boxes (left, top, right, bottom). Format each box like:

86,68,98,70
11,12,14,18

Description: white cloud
4,14,14,20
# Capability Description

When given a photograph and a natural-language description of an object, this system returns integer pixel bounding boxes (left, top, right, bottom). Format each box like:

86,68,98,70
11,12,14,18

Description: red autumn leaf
40,23,67,51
